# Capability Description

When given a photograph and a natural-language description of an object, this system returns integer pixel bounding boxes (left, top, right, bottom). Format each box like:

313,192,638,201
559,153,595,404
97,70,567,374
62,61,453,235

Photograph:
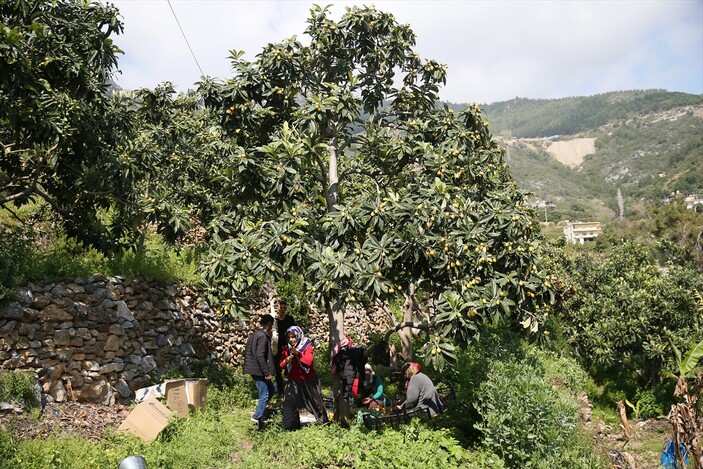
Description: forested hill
475,90,703,138
443,90,703,221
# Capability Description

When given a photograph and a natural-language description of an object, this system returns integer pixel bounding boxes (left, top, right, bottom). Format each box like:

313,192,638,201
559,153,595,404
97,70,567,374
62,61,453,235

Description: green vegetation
480,90,703,138
0,371,39,410
0,340,608,469
0,0,133,250
2,2,702,467
477,90,703,226
193,4,555,367
0,223,199,300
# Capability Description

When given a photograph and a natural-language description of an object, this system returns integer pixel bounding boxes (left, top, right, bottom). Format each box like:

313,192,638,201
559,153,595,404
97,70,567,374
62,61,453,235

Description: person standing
279,325,328,430
243,314,276,430
273,300,295,396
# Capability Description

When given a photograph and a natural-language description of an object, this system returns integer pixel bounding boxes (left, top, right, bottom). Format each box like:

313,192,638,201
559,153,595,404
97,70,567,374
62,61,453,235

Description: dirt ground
0,401,130,441
589,415,672,469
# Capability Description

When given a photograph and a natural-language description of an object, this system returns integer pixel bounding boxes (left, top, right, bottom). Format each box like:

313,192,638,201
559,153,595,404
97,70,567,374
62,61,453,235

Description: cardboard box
164,379,208,418
117,397,174,442
134,382,166,403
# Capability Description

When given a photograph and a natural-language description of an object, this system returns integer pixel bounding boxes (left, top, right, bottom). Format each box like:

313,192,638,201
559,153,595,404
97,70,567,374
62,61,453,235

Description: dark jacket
243,328,274,377
275,314,296,357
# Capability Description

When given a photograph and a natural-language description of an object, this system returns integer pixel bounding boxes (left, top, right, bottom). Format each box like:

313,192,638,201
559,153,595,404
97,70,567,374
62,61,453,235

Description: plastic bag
660,439,689,469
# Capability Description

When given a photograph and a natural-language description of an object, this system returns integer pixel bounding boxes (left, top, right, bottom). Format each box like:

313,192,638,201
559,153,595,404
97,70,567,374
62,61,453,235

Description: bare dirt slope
546,137,596,167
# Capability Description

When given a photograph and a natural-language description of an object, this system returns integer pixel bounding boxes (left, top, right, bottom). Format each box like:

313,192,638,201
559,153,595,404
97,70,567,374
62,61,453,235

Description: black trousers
281,377,328,430
274,353,284,395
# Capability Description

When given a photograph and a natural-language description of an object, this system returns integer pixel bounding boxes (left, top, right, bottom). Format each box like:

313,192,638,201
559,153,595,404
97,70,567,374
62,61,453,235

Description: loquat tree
0,0,132,249
197,5,558,368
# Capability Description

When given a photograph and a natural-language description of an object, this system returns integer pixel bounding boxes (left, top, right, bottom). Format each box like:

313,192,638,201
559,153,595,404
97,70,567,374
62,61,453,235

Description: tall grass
0,225,200,300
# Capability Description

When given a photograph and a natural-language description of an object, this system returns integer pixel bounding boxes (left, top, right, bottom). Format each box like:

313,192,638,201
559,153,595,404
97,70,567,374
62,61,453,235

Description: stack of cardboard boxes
117,379,208,442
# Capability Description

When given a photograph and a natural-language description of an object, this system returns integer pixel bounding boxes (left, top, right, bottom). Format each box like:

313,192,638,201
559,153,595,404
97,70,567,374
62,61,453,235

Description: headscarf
364,363,374,390
329,336,356,373
403,362,421,389
285,325,312,373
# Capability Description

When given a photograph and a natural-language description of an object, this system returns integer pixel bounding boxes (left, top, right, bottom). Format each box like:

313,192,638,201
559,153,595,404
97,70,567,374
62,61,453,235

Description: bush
0,226,36,300
0,370,39,409
190,362,256,411
474,359,579,468
561,241,703,385
444,327,603,468
0,224,200,301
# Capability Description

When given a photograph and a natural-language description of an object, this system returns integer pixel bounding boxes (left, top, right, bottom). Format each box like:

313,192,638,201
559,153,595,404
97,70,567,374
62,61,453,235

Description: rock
0,321,17,337
0,303,24,320
16,288,33,306
103,335,123,352
140,356,157,373
39,304,73,322
179,343,195,357
49,380,67,403
54,330,71,346
99,362,125,374
115,301,134,321
79,378,110,403
115,379,132,398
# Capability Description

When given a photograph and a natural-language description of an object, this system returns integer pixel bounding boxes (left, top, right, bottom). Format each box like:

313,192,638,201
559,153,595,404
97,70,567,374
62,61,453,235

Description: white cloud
109,0,703,103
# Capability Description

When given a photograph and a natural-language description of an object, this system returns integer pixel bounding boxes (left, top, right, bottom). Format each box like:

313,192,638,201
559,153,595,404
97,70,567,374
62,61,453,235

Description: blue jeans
252,376,276,420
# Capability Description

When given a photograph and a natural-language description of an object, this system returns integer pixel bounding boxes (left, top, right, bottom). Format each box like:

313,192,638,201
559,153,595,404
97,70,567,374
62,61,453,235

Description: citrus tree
0,0,131,249
563,241,703,385
197,5,556,365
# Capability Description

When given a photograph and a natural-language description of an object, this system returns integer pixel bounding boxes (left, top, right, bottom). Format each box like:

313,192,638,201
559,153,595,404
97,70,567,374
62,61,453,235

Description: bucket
118,455,147,469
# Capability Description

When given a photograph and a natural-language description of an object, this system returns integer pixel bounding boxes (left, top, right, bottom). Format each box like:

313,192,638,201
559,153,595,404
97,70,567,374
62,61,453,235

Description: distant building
529,199,556,209
563,221,602,244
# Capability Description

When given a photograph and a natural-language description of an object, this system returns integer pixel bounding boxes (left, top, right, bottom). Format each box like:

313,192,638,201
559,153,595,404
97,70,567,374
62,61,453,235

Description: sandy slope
546,138,595,167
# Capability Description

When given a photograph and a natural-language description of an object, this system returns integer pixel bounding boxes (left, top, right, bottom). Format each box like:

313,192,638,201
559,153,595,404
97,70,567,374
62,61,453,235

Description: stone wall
0,276,393,405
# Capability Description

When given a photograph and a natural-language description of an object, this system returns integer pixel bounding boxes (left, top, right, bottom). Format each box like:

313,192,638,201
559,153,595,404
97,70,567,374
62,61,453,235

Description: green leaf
681,339,703,376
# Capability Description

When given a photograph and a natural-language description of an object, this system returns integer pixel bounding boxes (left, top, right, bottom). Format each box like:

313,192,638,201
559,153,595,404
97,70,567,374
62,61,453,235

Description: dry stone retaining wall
0,276,392,405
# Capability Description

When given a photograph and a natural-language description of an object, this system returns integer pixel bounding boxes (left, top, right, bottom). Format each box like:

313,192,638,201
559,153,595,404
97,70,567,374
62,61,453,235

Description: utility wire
166,0,204,77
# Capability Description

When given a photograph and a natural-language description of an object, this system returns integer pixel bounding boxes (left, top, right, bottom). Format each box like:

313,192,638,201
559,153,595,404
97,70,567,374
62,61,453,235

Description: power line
166,0,204,77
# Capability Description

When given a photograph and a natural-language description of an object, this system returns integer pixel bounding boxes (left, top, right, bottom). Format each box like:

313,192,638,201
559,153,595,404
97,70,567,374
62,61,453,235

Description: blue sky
109,0,703,104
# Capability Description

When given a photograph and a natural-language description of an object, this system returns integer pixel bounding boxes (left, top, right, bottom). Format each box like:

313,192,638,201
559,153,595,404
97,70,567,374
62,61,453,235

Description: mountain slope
458,90,703,221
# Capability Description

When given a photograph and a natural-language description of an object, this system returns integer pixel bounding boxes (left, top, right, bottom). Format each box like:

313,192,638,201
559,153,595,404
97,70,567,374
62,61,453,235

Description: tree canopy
0,0,131,249
195,5,556,365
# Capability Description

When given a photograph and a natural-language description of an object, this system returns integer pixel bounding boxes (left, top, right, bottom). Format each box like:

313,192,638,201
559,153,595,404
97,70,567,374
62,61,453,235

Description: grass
0,222,201,301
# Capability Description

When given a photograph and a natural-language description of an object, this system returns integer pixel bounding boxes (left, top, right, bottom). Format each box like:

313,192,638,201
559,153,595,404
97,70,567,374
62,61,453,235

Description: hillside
452,90,703,221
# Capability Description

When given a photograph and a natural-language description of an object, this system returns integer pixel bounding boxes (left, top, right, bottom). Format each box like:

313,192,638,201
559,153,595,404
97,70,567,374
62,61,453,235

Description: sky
108,0,703,105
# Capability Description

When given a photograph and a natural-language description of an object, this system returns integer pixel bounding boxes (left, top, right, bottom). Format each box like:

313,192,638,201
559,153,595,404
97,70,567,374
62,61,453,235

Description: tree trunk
326,144,339,211
398,283,417,360
326,297,344,348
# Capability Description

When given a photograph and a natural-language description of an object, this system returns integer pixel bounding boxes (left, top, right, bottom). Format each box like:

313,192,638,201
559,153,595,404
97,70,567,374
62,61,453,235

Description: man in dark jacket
273,300,295,396
243,314,275,428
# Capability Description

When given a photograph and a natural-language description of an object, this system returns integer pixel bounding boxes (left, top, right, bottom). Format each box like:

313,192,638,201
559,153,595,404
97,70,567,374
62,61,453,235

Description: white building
563,221,602,244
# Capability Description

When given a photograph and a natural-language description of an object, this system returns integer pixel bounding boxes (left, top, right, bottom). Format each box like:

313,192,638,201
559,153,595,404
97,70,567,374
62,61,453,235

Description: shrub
474,359,579,468
190,362,256,411
0,226,36,300
561,241,703,386
0,370,39,409
275,274,311,329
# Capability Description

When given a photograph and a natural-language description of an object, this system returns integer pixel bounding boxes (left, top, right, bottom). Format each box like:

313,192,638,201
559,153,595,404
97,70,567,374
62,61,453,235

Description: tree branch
382,321,431,343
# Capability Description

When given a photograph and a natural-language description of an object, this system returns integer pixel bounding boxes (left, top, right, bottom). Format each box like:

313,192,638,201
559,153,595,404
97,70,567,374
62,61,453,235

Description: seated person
395,362,443,416
359,364,388,410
